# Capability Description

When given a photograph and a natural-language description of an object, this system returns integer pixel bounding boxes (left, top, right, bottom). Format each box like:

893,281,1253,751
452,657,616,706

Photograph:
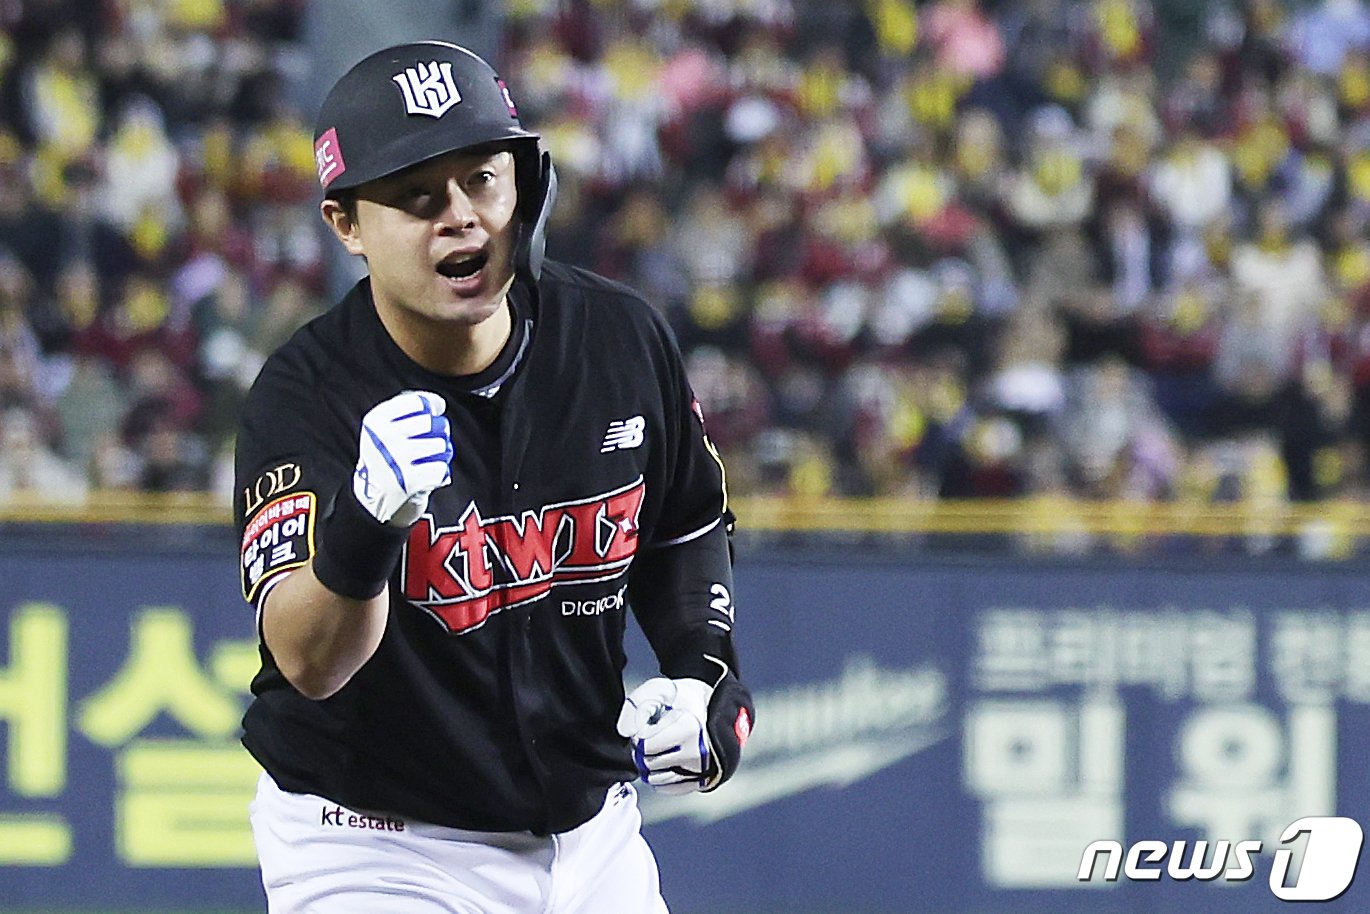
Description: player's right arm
236,380,452,700
258,566,390,700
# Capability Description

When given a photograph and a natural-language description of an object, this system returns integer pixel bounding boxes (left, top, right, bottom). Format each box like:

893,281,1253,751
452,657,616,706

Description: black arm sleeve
627,521,739,684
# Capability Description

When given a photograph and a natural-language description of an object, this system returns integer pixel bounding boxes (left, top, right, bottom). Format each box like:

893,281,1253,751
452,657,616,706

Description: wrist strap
312,487,410,600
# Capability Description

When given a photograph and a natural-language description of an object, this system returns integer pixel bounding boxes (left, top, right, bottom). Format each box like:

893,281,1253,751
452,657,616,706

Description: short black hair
327,187,358,221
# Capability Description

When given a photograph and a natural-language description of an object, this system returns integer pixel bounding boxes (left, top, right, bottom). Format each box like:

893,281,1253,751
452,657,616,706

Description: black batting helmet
312,41,557,279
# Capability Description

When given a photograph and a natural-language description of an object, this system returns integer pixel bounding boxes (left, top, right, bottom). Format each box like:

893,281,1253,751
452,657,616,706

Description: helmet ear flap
514,149,557,281
512,143,544,222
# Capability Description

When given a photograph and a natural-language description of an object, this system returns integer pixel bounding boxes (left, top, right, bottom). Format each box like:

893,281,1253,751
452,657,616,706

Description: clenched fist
353,391,453,526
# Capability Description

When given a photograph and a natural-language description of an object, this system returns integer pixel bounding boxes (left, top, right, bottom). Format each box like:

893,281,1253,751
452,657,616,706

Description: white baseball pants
249,772,670,914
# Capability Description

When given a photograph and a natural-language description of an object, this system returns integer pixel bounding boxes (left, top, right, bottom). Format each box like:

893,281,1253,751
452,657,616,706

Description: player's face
326,148,520,331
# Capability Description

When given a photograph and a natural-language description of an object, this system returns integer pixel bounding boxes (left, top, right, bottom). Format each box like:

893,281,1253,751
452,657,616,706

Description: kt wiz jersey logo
401,478,646,634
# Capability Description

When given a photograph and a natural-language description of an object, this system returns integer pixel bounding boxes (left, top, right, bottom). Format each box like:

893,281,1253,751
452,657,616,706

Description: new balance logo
393,61,461,117
601,416,645,452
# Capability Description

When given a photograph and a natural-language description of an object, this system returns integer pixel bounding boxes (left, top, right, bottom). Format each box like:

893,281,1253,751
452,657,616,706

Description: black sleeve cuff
311,487,410,600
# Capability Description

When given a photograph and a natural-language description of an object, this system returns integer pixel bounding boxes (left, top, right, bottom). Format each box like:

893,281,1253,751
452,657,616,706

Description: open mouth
436,251,488,280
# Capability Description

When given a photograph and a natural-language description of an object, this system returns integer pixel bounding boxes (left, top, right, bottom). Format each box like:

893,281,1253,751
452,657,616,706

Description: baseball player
233,41,754,913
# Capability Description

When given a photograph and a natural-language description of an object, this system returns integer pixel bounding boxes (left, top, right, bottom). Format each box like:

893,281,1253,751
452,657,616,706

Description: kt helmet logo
393,61,461,118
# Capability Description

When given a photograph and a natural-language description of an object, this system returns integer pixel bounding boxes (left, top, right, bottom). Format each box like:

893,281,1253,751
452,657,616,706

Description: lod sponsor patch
241,491,316,602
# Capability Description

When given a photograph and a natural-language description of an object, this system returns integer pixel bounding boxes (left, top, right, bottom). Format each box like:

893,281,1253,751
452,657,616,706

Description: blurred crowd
521,0,1370,504
0,0,319,500
5,0,1370,507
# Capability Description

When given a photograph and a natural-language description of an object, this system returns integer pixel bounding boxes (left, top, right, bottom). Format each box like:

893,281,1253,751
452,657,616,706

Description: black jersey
234,261,736,834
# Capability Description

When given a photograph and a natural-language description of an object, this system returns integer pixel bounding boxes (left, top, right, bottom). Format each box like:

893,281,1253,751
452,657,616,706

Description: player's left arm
622,522,753,793
620,316,754,794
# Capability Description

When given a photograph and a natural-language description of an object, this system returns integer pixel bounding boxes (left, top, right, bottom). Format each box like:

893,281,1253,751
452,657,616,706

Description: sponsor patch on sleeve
241,491,316,602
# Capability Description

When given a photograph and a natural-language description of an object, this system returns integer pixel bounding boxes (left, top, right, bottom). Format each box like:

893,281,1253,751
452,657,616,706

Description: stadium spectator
0,405,86,498
6,0,1370,512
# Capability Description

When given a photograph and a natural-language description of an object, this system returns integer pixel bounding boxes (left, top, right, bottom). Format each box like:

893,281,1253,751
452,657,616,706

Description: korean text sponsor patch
241,492,317,602
314,127,345,188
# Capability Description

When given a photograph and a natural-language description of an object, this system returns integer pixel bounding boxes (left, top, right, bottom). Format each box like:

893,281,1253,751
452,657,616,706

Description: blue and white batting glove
617,677,718,795
353,391,453,527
